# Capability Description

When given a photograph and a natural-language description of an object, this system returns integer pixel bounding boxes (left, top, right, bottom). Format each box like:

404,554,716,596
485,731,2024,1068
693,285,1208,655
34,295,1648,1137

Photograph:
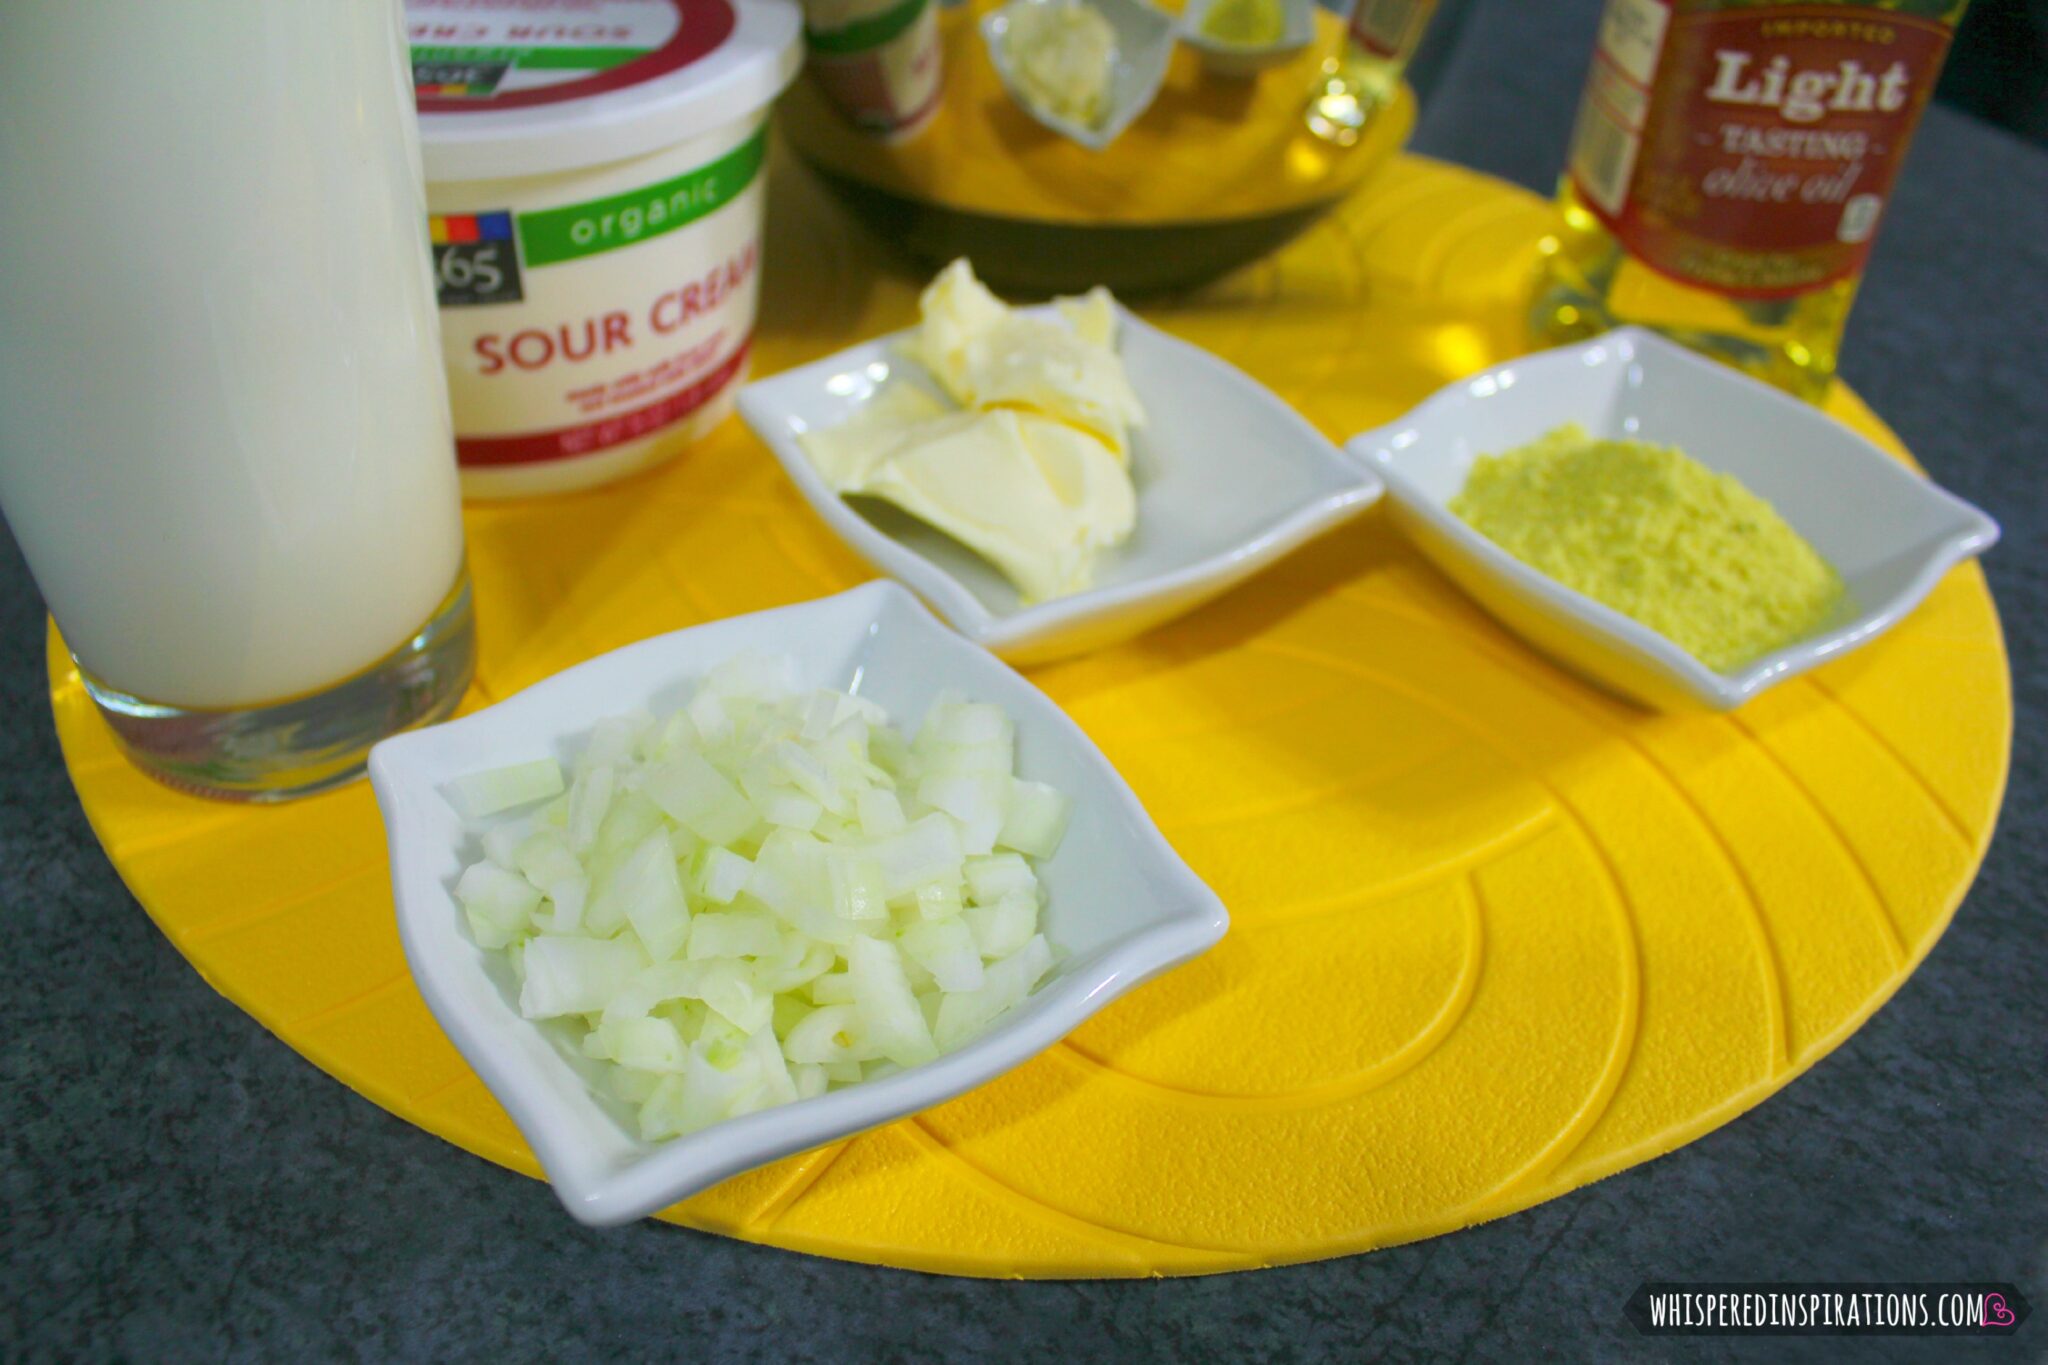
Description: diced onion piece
610,1016,688,1074
826,850,890,922
770,740,847,814
455,863,542,950
760,790,823,831
693,846,753,904
783,1004,865,1065
800,691,838,741
916,772,1009,856
926,701,1014,750
747,830,842,942
674,1038,765,1135
809,971,856,1005
692,959,772,1035
965,853,1036,905
636,1076,683,1139
595,791,665,858
687,910,784,961
869,724,910,778
566,763,616,854
599,961,702,1030
515,831,582,890
542,876,588,935
583,712,652,773
998,779,1070,858
856,786,907,838
447,759,566,822
643,749,754,846
519,936,644,1019
579,843,632,938
869,813,964,900
964,889,1039,959
651,708,700,760
748,1023,800,1107
686,690,733,747
913,877,964,922
751,936,837,995
935,934,1053,1052
598,831,692,963
481,821,529,871
846,937,938,1067
611,1065,661,1104
899,918,985,992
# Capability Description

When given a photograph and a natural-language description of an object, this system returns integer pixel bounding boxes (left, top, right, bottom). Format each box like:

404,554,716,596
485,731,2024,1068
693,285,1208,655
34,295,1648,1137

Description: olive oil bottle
1531,0,1970,402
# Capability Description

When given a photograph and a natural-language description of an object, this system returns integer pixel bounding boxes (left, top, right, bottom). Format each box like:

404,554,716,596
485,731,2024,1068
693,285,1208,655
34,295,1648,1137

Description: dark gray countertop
4,3,2042,1360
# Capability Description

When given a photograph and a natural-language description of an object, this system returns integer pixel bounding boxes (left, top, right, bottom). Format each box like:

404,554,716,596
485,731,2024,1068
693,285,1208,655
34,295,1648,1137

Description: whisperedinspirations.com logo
1624,1282,2029,1337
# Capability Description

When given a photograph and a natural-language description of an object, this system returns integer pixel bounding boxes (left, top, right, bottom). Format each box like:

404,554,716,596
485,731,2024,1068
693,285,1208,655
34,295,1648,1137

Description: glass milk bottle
0,0,475,800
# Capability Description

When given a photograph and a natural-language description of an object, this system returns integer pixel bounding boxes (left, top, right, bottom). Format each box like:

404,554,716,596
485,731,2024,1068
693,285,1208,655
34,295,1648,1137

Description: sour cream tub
410,0,801,498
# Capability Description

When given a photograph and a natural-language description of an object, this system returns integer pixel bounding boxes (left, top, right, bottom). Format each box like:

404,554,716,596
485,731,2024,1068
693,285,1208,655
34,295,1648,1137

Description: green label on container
804,0,930,56
515,127,766,268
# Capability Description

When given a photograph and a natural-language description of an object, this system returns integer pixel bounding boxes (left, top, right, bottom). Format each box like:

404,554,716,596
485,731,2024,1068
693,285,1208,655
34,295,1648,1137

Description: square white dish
738,304,1382,664
1347,328,2000,711
1178,0,1317,78
981,0,1174,151
369,581,1229,1227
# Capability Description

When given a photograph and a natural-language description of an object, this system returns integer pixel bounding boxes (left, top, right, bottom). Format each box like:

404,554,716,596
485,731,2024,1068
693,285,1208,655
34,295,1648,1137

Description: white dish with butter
371,581,1228,1225
739,306,1382,663
981,0,1174,152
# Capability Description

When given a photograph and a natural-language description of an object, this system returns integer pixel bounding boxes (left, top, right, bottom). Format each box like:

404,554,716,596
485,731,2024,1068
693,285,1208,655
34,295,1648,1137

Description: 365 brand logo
429,211,524,307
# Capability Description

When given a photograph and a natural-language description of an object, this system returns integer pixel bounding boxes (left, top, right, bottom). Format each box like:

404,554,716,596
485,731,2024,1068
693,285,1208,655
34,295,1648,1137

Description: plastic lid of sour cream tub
408,0,803,181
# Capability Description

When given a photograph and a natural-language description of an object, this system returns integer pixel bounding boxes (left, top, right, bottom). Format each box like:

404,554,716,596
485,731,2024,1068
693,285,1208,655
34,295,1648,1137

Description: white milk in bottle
0,0,473,797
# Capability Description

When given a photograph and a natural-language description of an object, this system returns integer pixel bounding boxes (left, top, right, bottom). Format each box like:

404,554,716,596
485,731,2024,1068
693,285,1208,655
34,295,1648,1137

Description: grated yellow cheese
1449,424,1846,671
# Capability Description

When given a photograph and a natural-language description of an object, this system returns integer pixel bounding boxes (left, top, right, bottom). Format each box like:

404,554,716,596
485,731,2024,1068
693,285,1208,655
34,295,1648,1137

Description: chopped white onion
447,656,1067,1142
446,759,565,823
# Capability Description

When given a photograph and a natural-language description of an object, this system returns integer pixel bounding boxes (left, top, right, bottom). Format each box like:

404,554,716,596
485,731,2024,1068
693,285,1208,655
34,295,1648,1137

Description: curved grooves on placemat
900,1117,1251,1261
1802,674,1978,847
1243,639,1648,1200
1727,712,1908,966
1231,808,1554,931
1053,872,1485,1107
1337,586,1806,1075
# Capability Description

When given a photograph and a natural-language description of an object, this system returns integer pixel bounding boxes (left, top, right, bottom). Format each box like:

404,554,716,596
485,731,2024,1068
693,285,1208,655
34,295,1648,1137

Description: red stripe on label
456,339,751,468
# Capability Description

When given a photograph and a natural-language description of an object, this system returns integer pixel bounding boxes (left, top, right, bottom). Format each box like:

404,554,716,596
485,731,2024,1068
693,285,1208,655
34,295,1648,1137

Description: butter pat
860,409,1134,603
1002,2,1118,127
798,259,1143,604
909,263,1144,459
799,382,954,488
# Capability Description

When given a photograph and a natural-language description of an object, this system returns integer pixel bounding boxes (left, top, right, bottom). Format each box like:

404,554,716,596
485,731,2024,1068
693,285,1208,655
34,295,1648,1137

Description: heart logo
1984,1293,2017,1328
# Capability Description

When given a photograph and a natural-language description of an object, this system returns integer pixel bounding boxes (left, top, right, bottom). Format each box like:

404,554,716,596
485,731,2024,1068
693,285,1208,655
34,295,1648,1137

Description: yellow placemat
50,151,2010,1278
